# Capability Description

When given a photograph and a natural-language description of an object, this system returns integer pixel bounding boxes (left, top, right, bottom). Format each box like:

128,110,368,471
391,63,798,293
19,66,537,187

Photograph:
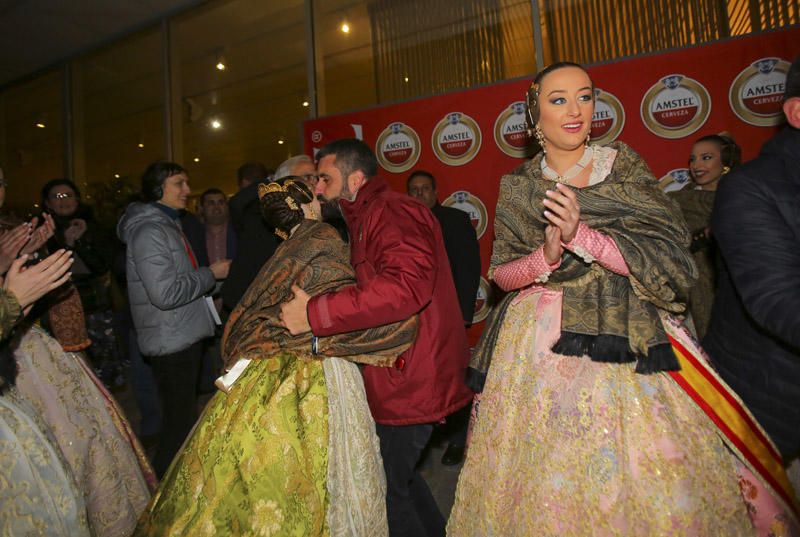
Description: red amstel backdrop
304,27,799,344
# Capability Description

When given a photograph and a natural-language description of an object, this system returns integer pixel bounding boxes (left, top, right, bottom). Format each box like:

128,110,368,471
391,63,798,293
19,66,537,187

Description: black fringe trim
552,332,680,374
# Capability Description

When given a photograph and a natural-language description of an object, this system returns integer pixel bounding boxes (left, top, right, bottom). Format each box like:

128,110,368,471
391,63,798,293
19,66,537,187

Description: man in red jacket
281,138,473,537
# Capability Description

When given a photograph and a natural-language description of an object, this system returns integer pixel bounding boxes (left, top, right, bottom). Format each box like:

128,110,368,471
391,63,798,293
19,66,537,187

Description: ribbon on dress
664,318,800,524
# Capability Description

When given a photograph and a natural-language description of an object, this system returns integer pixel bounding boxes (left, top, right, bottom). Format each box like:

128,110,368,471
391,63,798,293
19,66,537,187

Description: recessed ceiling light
35,122,46,129
216,61,226,71
193,157,200,163
278,139,284,145
211,119,222,129
403,76,409,83
137,143,144,149
341,22,350,33
302,101,309,107
114,173,120,179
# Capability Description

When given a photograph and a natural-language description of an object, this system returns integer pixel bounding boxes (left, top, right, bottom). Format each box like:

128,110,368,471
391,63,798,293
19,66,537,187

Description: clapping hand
543,183,581,243
0,223,32,275
63,218,87,247
20,214,56,256
543,225,563,265
4,249,73,313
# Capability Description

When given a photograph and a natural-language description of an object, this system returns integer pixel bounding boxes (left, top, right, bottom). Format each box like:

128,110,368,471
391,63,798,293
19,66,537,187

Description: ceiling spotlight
340,22,350,34
114,173,120,179
302,101,309,107
35,122,46,129
193,157,200,163
210,119,222,129
215,50,227,71
137,142,144,149
403,76,409,83
278,138,285,145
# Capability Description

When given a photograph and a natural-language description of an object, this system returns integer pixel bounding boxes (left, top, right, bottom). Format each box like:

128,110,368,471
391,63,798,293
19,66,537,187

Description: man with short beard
281,138,473,537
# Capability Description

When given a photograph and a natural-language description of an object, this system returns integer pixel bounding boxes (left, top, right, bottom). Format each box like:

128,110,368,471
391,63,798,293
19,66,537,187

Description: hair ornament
258,181,284,199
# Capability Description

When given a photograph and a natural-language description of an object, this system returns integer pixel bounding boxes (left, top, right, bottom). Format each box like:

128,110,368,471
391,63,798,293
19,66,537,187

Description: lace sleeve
562,222,630,276
493,246,561,291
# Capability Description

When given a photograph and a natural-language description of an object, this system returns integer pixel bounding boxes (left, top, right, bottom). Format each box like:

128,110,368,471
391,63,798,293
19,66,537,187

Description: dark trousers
376,423,446,537
444,403,471,448
148,341,203,477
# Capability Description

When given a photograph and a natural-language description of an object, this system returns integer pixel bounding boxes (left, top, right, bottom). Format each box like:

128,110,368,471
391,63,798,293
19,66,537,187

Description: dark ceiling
0,0,206,87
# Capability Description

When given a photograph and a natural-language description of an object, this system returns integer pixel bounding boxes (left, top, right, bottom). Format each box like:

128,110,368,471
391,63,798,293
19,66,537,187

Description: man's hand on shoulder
280,284,312,335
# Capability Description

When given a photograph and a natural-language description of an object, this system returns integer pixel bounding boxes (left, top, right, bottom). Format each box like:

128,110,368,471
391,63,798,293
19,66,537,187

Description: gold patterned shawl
222,219,417,369
470,142,696,388
669,188,717,339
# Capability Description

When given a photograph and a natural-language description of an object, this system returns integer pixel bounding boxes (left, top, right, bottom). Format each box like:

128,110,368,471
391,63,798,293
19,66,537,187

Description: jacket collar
761,126,800,168
338,177,388,223
154,202,181,221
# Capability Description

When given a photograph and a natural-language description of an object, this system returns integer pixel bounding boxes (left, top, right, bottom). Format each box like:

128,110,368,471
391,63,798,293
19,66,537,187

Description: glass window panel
538,0,800,65
173,0,310,198
313,0,537,115
72,28,164,219
0,70,64,213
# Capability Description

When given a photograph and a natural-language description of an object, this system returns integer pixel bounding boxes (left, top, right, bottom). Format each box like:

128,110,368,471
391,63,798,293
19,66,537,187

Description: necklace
541,146,593,184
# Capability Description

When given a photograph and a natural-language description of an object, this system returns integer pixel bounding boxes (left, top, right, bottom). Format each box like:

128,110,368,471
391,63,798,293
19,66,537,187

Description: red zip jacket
308,178,474,425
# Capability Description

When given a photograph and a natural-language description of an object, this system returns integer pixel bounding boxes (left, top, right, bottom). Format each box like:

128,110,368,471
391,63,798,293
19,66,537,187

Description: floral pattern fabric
13,325,152,537
136,351,331,536
0,388,90,536
448,289,756,536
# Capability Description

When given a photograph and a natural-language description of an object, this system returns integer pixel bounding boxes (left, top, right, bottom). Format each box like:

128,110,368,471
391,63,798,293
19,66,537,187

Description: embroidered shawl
470,142,697,388
223,219,417,368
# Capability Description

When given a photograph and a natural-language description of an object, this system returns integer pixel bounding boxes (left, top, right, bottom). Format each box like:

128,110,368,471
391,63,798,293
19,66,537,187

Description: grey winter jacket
118,202,216,356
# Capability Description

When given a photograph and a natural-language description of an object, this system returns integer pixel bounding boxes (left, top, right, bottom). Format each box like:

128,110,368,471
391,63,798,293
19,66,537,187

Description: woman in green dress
135,178,417,537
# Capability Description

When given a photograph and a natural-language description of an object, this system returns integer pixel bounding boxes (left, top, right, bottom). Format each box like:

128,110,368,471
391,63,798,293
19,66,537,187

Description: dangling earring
585,132,591,147
722,166,731,175
534,123,546,154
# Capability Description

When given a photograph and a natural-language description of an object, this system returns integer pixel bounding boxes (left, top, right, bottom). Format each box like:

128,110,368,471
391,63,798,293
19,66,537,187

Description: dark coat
431,203,481,325
307,178,474,425
47,205,115,312
220,185,280,312
180,214,238,268
179,211,209,267
703,126,800,460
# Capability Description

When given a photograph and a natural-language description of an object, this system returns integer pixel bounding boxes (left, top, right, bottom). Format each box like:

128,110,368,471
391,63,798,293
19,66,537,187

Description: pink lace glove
562,222,629,276
493,246,561,291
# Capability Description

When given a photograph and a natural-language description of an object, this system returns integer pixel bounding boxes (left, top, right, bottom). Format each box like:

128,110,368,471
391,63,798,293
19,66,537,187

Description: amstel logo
442,190,488,239
493,101,533,158
641,74,711,139
729,57,790,127
473,276,492,324
432,112,482,166
658,168,692,192
590,88,625,145
375,122,421,173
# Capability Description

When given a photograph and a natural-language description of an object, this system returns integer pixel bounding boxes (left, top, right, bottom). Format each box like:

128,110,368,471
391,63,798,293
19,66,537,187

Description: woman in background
41,178,122,386
670,133,741,339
